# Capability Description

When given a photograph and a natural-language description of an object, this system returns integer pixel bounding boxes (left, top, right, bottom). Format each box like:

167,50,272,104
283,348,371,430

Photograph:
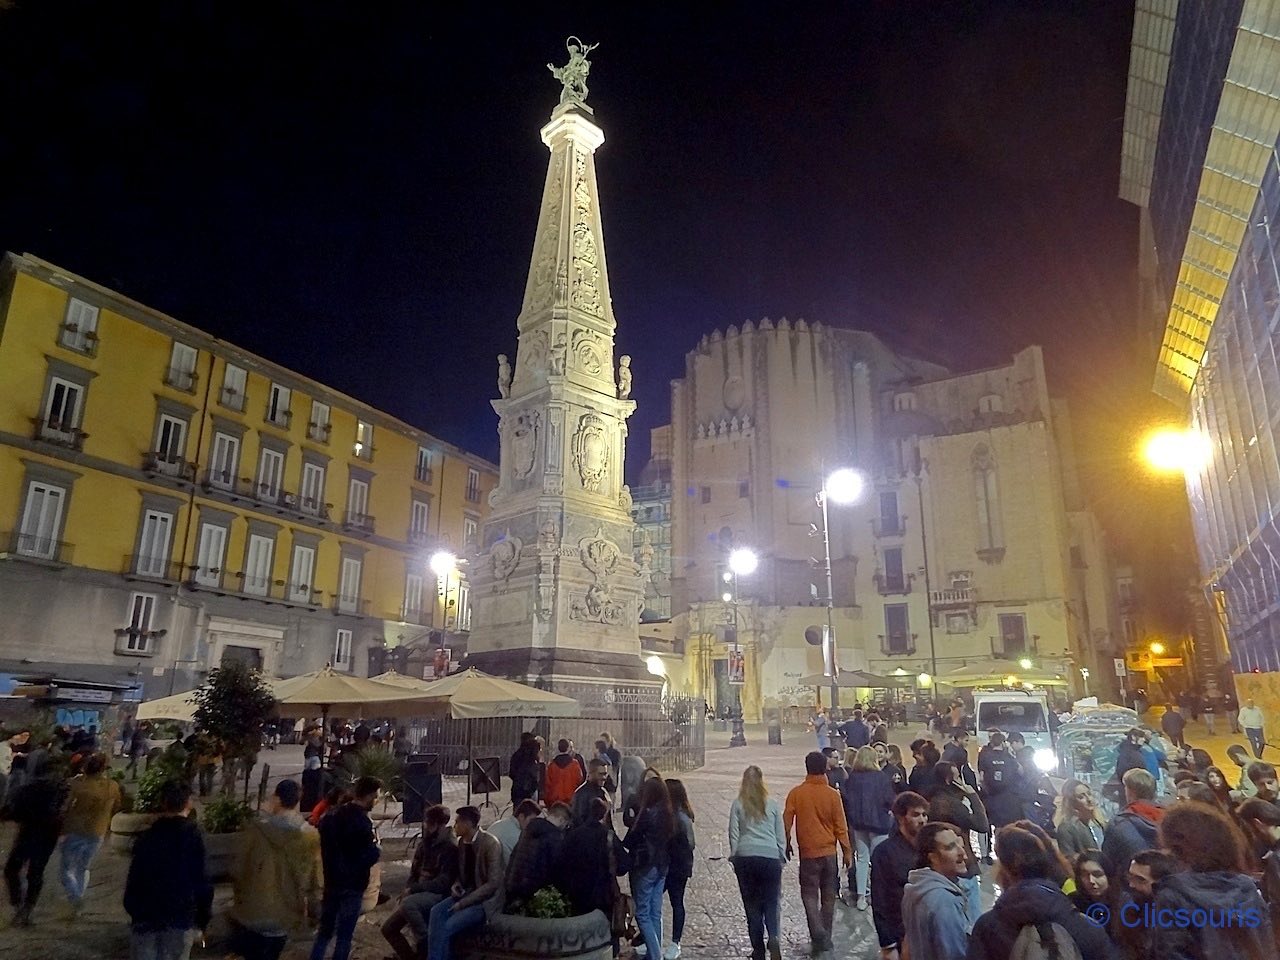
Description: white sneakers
664,944,682,960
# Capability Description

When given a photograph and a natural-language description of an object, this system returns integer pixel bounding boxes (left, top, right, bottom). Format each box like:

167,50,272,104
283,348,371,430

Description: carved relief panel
571,411,609,491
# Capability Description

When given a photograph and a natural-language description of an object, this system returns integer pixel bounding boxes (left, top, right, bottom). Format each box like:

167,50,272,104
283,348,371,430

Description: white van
972,689,1057,772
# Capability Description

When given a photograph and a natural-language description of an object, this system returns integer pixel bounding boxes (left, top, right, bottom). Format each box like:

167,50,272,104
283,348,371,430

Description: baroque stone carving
572,328,604,377
569,529,626,626
547,37,599,108
570,152,603,316
490,534,523,582
550,332,567,376
520,330,549,378
497,354,511,399
543,476,565,496
617,355,632,399
511,411,540,480
538,518,560,551
526,154,565,315
571,411,609,491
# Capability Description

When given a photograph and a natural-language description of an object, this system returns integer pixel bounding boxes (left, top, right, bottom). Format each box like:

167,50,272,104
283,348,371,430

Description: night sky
0,2,1190,582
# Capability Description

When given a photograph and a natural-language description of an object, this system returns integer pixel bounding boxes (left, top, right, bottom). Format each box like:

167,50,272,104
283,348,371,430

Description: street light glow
1150,642,1166,656
1018,657,1033,670
1142,427,1210,474
429,550,457,577
824,468,865,505
721,591,733,603
728,547,759,577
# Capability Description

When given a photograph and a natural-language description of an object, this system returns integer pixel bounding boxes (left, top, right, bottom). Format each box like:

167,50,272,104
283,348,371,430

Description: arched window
973,445,1003,553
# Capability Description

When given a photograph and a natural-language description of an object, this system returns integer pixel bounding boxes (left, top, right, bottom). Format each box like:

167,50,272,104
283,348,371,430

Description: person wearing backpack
542,738,585,808
967,824,1120,960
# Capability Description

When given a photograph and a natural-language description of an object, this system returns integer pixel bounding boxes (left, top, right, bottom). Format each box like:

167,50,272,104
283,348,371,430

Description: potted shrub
110,745,188,853
466,884,612,959
200,793,255,881
191,661,275,796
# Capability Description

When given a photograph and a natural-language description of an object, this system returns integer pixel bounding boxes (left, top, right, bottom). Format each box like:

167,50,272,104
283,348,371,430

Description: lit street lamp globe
728,547,759,577
429,550,457,578
825,468,865,505
1142,427,1210,474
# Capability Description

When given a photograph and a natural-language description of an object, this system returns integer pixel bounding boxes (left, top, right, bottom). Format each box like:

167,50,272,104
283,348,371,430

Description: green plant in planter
132,742,190,813
517,885,572,919
191,661,275,795
201,794,255,834
335,747,404,798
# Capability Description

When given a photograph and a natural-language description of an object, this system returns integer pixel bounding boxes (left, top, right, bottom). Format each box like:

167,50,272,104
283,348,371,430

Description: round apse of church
723,375,745,412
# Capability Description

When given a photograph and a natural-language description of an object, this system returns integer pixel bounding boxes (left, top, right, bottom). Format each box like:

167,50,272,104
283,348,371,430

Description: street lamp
818,468,866,714
1150,641,1166,656
430,550,457,631
724,546,758,748
1142,427,1210,475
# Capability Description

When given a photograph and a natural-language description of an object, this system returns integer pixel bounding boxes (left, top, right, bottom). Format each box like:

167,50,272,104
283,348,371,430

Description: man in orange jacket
784,751,853,955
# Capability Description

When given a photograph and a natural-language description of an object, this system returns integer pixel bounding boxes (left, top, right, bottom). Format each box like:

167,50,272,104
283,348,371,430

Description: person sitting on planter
489,800,541,863
425,805,504,960
229,779,322,960
382,803,458,960
310,776,382,960
571,758,613,827
123,781,212,958
60,752,122,918
504,802,570,908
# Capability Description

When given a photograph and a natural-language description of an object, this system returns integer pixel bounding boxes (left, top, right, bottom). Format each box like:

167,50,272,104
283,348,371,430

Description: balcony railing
874,572,913,595
308,421,332,443
58,324,98,356
401,606,426,625
873,516,907,537
408,528,431,546
219,386,246,412
930,587,976,607
164,367,198,393
123,555,184,583
298,495,331,520
879,633,917,656
32,417,88,451
3,531,74,564
264,406,292,429
991,635,1038,658
143,452,196,482
415,464,433,483
343,511,376,535
200,472,332,523
464,487,481,504
333,596,371,616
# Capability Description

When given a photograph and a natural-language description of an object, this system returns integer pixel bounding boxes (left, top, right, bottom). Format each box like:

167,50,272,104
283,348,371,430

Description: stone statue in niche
572,412,609,491
520,330,549,378
539,518,560,551
550,333,567,376
489,535,522,582
497,355,511,398
511,411,540,480
617,355,632,399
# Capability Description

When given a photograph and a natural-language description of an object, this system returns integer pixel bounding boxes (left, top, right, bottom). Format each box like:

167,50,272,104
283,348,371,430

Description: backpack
1010,922,1085,960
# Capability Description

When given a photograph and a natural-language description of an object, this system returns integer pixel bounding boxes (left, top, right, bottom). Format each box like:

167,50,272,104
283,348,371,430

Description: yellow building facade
0,253,495,699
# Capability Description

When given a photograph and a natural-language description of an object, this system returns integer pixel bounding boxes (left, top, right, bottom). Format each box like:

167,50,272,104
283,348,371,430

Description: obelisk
464,39,651,696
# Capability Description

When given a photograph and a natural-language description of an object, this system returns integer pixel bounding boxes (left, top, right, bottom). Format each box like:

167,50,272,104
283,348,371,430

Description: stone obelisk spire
465,39,648,692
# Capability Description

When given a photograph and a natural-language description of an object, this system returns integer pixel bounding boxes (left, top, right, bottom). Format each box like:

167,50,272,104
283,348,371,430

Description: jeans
733,856,783,952
383,890,446,960
1205,714,1216,735
60,833,103,904
426,895,487,960
959,874,981,921
850,830,886,897
130,928,195,960
1248,727,1266,759
309,889,363,960
228,927,287,960
666,872,689,943
631,866,666,959
5,828,57,909
197,765,216,797
797,855,837,947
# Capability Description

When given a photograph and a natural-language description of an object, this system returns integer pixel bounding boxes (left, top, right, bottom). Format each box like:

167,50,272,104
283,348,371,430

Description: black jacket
925,782,988,879
124,815,213,932
509,744,541,803
967,878,1121,960
317,801,381,893
1151,871,1278,960
559,820,615,916
407,828,459,896
504,816,565,903
870,830,915,948
841,768,895,834
8,776,66,835
570,780,610,827
623,805,672,875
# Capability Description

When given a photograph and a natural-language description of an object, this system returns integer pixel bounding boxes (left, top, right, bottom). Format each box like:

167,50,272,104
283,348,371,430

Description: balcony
308,421,332,443
202,468,237,493
343,511,376,535
164,367,198,393
199,472,331,523
879,633,917,656
408,528,431,546
264,406,292,429
3,531,73,565
32,416,88,451
113,626,164,657
123,555,184,584
931,587,976,607
58,324,98,357
414,463,433,484
142,452,196,483
401,606,427,626
873,515,907,537
219,386,246,412
464,487,481,504
874,572,914,595
333,596,371,617
298,495,332,520
991,634,1039,658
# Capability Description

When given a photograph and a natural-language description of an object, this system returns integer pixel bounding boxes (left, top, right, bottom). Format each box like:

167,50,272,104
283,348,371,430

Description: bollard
257,763,271,808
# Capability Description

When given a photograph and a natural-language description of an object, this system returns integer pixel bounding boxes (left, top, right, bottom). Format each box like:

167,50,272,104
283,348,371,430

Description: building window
154,414,187,466
355,420,374,461
338,556,363,613
997,613,1027,655
456,580,472,631
40,376,86,447
1123,617,1136,645
416,447,433,483
410,499,430,542
945,613,969,634
404,573,425,623
880,547,906,593
301,462,326,515
333,629,353,670
221,364,247,412
243,533,275,597
738,479,750,498
17,481,67,559
701,485,712,504
463,517,478,549
347,477,369,521
883,604,911,654
978,394,1004,414
208,433,240,489
465,468,480,503
166,342,199,392
309,401,331,442
59,298,99,355
122,593,157,654
877,491,902,535
257,447,285,501
973,446,1004,553
194,523,227,588
265,383,291,428
893,391,917,412
288,544,316,603
136,509,174,578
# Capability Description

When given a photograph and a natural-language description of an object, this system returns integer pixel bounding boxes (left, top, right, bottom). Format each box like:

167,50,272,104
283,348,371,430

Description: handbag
606,829,636,939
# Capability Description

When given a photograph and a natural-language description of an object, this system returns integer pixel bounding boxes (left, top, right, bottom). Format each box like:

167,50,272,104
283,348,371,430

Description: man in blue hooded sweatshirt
900,821,971,960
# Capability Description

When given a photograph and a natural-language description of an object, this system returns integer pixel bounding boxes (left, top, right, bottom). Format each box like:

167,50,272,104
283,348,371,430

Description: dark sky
0,1,1185,567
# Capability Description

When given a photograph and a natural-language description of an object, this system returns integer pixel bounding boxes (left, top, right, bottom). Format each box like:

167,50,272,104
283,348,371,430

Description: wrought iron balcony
32,416,87,451
343,511,376,535
407,528,432,546
414,463,433,483
308,421,332,443
123,555,184,583
298,495,331,520
333,595,371,616
874,572,914,595
164,367,198,393
219,386,246,412
3,531,73,564
58,323,98,356
991,634,1039,658
264,405,292,429
879,633,917,656
142,452,196,482
873,515,907,537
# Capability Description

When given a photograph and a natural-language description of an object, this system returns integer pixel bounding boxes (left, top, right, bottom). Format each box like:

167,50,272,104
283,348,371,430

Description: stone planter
203,830,245,882
109,812,157,854
455,909,611,960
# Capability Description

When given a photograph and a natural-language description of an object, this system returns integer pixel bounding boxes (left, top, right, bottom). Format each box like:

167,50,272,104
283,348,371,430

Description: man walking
871,791,929,960
4,751,65,926
382,803,458,960
60,753,122,917
229,779,322,960
784,751,852,955
124,782,211,959
1241,698,1267,759
425,805,504,960
1161,702,1187,750
311,776,383,960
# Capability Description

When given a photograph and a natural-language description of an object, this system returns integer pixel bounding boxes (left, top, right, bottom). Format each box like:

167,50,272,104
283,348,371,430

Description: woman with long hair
1204,766,1234,809
624,775,674,960
728,765,785,960
663,779,696,960
883,744,908,793
1067,849,1115,913
1054,779,1108,861
839,746,895,911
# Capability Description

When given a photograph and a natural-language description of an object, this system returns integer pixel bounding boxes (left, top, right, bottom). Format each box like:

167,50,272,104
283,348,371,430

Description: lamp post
911,456,940,693
725,547,758,747
818,468,865,715
429,550,457,633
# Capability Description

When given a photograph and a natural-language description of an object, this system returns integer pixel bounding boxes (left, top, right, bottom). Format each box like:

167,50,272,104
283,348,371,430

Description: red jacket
542,753,585,807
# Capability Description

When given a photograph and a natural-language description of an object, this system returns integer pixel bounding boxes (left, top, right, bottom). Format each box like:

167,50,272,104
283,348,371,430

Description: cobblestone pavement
0,714,1249,959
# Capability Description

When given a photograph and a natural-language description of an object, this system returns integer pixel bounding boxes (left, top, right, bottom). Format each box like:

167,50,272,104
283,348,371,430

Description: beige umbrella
271,666,433,719
413,668,581,719
135,689,200,722
939,660,1071,688
368,670,438,692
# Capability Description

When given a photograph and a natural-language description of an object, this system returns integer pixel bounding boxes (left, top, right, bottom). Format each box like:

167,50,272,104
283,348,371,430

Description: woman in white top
728,765,786,960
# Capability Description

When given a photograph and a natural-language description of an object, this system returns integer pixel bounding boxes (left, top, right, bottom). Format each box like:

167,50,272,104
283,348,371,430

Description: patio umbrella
135,689,200,722
796,669,910,689
368,670,439,691
271,666,432,722
938,660,1071,688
